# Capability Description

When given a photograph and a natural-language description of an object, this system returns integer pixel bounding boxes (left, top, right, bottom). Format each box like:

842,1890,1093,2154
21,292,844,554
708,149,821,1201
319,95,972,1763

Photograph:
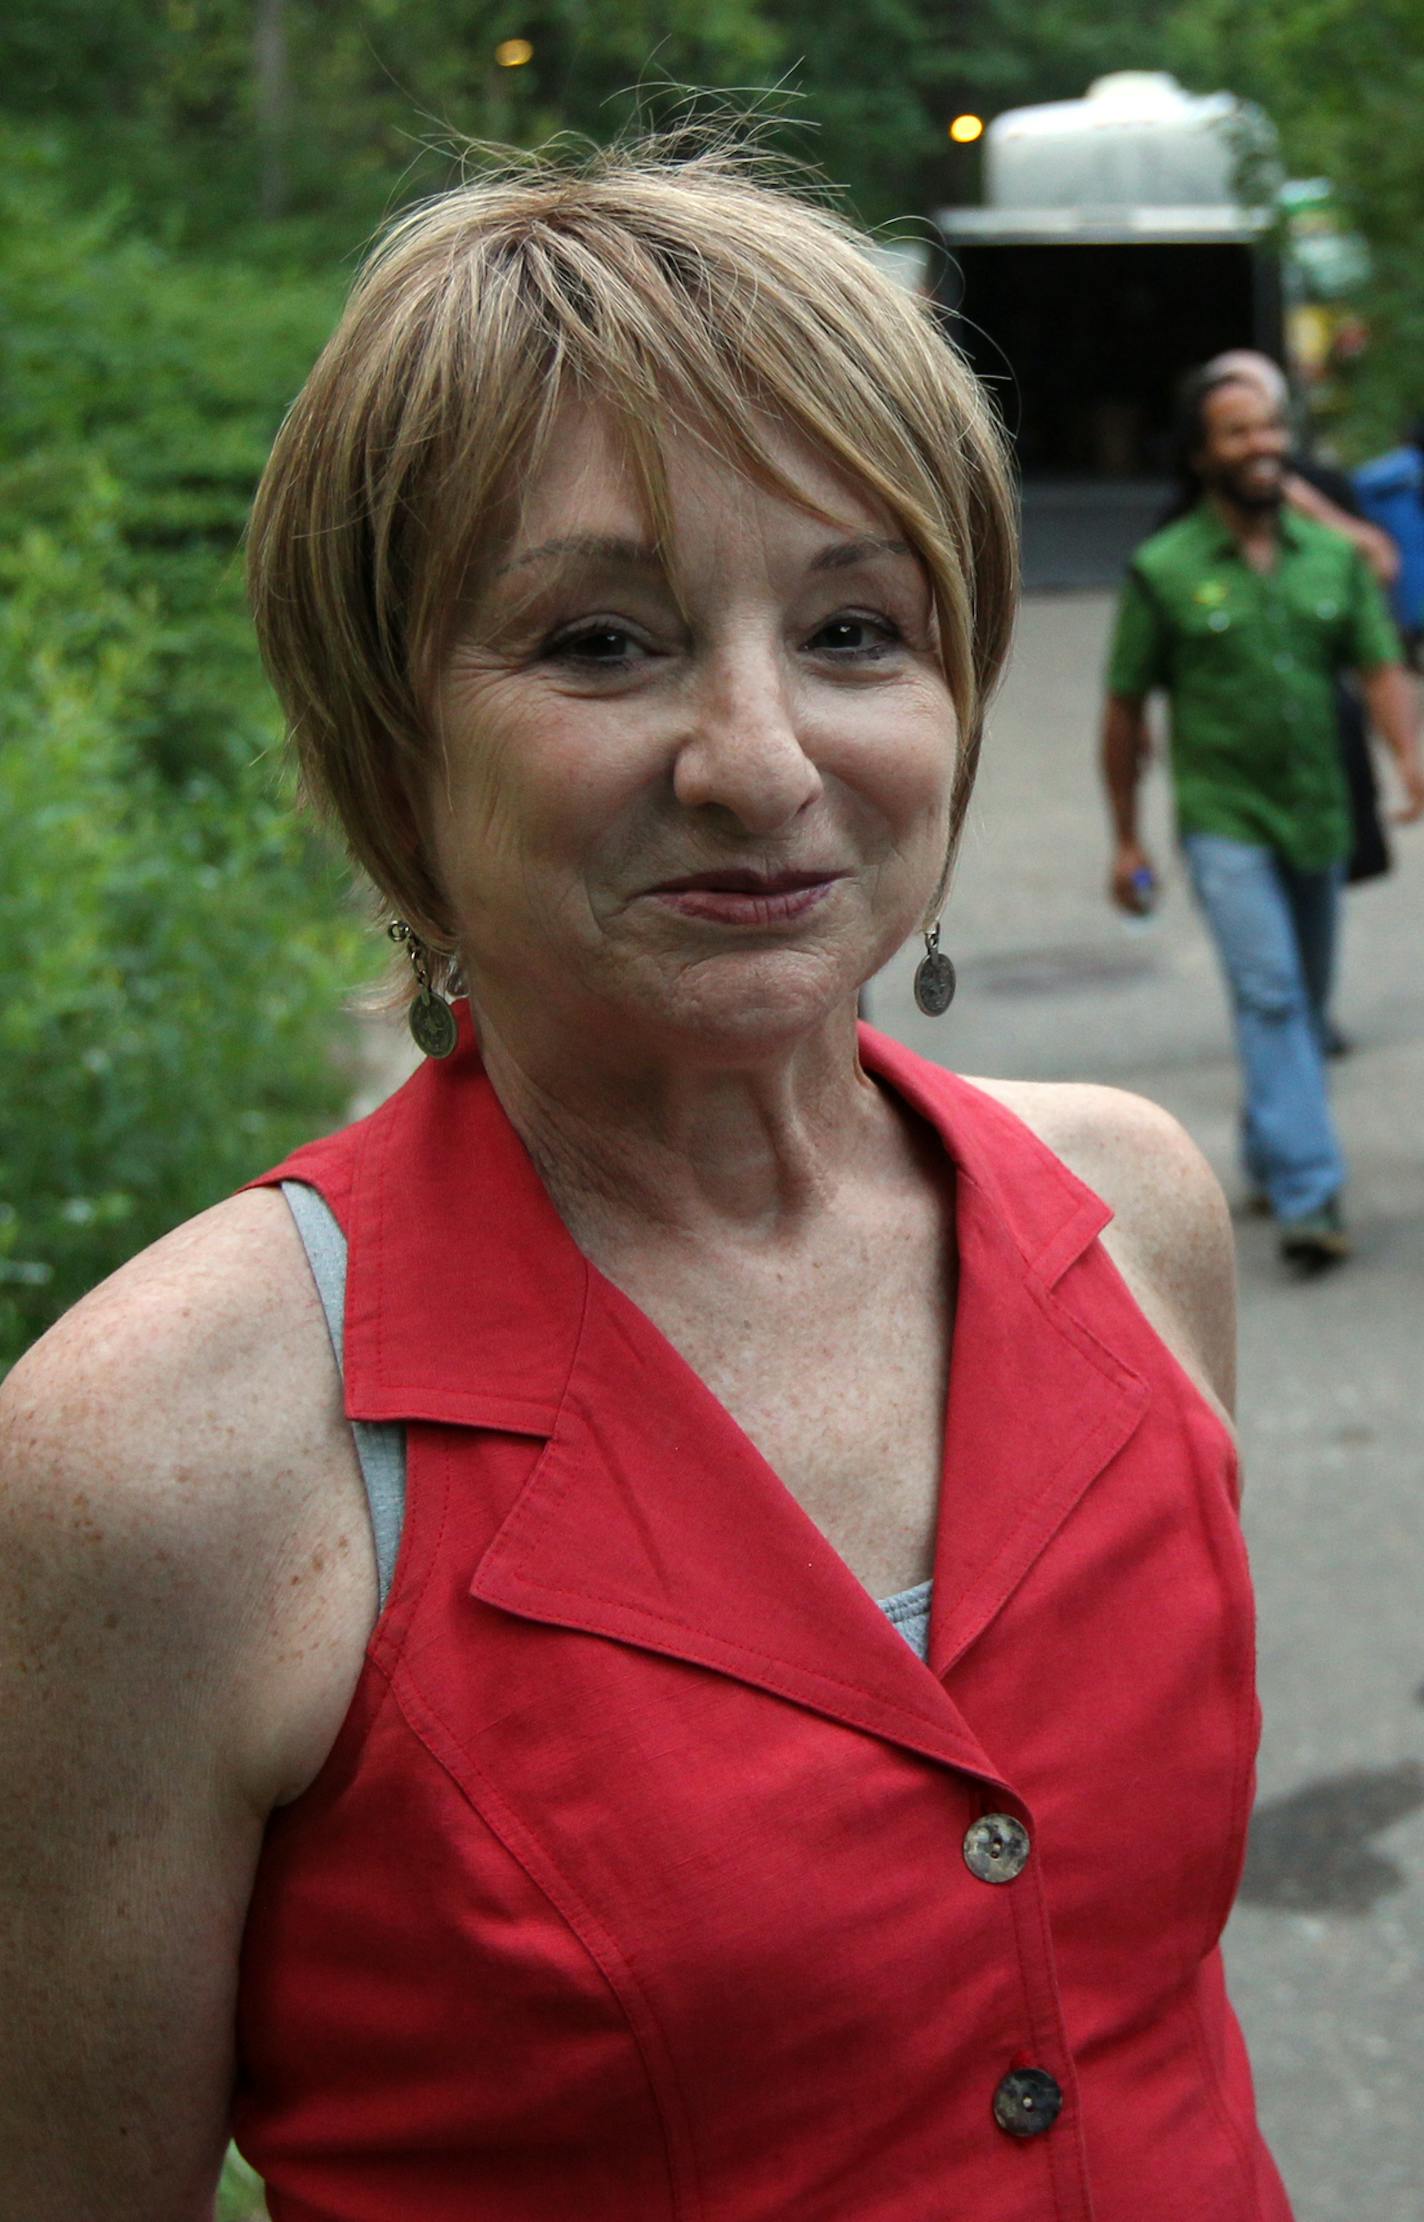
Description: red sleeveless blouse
233,1016,1292,2221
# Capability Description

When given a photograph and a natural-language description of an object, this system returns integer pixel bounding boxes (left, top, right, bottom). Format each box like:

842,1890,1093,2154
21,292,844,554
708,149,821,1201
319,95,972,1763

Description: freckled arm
0,1188,368,2220
0,1347,262,2219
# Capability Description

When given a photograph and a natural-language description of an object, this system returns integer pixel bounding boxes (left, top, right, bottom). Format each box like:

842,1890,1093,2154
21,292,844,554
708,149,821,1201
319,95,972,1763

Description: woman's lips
646,868,846,926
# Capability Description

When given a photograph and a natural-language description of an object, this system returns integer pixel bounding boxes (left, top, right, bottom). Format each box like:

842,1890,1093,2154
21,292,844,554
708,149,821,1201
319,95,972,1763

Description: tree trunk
254,0,290,221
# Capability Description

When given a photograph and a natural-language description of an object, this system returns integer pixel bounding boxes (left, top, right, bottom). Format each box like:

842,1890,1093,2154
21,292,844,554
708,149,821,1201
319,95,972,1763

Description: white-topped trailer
935,73,1285,584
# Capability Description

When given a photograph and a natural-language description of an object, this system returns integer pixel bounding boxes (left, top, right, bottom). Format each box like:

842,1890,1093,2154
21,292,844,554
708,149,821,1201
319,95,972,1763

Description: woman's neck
471,1000,891,1251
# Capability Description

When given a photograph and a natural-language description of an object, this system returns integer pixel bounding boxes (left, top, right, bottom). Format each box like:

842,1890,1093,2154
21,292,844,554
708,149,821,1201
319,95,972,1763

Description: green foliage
219,2143,267,2218
0,135,370,1371
0,482,365,1367
0,0,788,254
0,130,345,783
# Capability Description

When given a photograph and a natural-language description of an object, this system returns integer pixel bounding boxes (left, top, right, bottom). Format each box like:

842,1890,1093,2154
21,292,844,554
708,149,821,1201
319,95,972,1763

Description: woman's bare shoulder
1,1187,329,1503
965,1077,1237,1428
0,1187,375,1804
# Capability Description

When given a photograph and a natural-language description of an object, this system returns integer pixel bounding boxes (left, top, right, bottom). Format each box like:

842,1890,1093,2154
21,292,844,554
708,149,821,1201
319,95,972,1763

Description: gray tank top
282,1181,934,1659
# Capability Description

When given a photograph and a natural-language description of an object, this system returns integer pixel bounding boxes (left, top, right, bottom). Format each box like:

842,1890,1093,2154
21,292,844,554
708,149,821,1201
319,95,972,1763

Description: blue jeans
1181,833,1346,1221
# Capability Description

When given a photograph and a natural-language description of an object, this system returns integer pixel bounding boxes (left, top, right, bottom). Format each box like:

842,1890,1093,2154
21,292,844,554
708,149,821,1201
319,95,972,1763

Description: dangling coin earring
913,923,957,1017
388,921,459,1059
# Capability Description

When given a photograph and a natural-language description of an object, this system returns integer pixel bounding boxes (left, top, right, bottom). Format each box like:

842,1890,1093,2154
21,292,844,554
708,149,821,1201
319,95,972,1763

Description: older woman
0,149,1291,2220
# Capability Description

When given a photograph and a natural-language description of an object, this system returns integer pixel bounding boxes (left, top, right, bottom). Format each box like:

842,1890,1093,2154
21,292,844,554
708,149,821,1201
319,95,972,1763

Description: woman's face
425,404,959,1062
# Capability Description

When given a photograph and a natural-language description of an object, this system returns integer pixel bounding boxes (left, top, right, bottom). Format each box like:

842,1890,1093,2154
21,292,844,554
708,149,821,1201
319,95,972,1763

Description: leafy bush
0,134,373,1371
0,486,367,1367
0,127,346,786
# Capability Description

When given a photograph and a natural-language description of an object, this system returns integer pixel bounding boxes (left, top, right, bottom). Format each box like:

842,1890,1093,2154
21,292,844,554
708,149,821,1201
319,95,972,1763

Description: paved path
360,589,1423,2212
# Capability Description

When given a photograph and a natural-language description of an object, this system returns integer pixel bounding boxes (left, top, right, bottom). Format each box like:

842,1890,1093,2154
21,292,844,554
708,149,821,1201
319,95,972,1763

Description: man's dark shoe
1324,1020,1353,1059
1279,1198,1351,1268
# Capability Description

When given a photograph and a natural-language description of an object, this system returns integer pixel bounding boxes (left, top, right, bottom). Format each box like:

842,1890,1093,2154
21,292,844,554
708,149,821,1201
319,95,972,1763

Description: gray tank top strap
281,1180,407,1613
878,1577,933,1663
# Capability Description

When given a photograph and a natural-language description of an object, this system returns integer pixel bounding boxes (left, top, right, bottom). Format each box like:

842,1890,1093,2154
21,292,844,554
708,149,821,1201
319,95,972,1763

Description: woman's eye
547,624,645,667
808,614,902,659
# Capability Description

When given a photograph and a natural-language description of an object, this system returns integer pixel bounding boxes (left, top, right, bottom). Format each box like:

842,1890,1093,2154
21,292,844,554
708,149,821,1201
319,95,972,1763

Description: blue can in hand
1122,865,1158,934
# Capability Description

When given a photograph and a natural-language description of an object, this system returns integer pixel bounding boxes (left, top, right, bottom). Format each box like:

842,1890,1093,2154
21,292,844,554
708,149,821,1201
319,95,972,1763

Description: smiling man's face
1196,379,1290,514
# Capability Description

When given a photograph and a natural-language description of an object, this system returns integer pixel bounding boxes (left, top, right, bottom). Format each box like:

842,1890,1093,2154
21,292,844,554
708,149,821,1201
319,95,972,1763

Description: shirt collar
323,1009,1114,1431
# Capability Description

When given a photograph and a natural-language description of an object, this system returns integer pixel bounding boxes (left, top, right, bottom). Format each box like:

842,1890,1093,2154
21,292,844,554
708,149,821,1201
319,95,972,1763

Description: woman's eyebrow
493,534,662,581
808,535,916,573
496,532,915,581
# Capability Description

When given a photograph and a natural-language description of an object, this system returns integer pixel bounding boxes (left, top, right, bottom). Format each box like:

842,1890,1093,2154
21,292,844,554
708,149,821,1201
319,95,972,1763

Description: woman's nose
672,658,822,833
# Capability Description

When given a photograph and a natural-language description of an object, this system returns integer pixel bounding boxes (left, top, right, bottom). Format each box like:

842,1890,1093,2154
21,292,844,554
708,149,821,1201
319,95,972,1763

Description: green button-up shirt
1106,503,1401,870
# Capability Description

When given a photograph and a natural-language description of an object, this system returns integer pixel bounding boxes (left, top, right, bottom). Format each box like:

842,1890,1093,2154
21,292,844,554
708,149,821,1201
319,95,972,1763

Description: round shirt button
963,1812,1030,1883
993,2067,1064,2139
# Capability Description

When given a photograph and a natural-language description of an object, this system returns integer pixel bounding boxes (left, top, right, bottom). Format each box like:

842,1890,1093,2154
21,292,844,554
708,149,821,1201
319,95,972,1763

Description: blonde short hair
247,143,1018,963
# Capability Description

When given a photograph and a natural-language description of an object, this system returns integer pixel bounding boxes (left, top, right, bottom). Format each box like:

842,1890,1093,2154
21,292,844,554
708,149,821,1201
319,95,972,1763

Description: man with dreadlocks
1101,365,1423,1268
